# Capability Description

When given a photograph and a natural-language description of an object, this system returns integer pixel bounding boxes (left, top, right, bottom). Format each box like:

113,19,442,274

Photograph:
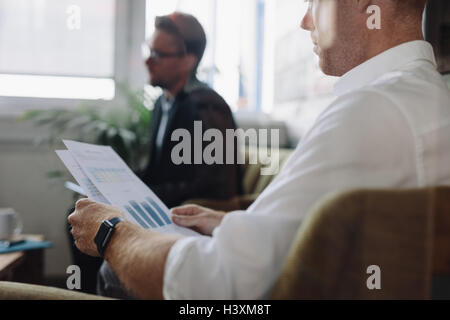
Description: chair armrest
237,194,259,210
0,281,114,300
183,194,260,212
182,197,242,212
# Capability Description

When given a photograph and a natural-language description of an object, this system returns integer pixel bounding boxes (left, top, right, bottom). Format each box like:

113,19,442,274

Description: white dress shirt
163,40,450,300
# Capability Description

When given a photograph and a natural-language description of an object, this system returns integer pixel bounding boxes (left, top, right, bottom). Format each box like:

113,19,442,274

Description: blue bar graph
129,201,157,228
141,202,164,227
146,197,172,225
124,205,150,229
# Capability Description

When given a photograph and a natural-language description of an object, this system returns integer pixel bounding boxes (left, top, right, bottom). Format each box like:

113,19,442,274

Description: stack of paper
57,140,199,237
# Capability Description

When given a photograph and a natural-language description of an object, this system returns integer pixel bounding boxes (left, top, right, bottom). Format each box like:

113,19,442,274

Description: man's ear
356,0,373,13
184,54,198,74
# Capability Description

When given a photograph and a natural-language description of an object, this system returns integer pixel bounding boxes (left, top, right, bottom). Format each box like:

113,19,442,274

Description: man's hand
68,198,126,257
171,205,226,236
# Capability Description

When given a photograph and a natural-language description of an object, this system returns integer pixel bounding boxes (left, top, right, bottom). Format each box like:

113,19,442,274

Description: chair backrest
271,187,450,300
431,187,450,276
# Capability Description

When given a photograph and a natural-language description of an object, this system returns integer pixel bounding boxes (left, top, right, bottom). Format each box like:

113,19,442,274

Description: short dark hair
155,12,207,73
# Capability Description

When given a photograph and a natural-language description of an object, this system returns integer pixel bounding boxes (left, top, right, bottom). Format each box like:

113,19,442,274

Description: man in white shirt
69,0,450,299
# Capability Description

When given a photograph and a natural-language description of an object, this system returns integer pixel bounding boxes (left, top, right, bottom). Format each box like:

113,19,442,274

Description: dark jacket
141,78,242,208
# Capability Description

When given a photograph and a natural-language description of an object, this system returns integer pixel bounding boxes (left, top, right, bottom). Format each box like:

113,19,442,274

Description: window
0,0,116,100
272,0,337,139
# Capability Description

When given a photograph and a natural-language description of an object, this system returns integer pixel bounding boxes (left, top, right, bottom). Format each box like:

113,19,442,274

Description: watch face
102,228,114,247
95,221,112,256
95,218,124,257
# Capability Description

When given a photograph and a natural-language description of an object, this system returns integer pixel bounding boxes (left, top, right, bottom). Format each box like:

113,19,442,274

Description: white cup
0,208,23,240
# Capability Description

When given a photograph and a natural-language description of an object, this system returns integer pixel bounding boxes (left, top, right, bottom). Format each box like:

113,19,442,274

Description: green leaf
22,81,154,172
46,170,65,178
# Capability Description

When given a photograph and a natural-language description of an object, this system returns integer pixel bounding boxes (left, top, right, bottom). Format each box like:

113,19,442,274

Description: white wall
0,116,75,278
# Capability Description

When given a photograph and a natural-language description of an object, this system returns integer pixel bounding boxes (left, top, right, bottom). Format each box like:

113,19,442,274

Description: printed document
57,140,199,237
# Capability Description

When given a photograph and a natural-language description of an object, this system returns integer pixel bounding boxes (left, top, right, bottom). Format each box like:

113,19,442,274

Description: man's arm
68,199,181,300
104,221,180,300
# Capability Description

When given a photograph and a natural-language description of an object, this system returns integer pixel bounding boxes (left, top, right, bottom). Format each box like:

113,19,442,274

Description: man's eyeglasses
141,44,186,63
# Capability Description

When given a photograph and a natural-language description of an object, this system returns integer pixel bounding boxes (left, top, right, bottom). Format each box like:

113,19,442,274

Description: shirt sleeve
163,90,416,300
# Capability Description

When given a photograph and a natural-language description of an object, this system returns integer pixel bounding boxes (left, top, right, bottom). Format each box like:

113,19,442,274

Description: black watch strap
94,217,125,258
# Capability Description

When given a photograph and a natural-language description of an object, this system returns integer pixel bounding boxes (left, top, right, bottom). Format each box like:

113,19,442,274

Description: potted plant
21,84,156,182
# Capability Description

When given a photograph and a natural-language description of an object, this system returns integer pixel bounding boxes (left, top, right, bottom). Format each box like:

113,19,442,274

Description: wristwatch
94,217,125,258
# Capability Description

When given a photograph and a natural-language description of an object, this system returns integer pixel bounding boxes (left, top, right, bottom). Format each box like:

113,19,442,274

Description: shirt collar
183,75,208,93
334,40,437,97
161,94,174,112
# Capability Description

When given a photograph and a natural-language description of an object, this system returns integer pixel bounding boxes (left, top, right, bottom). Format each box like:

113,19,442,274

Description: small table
0,235,46,284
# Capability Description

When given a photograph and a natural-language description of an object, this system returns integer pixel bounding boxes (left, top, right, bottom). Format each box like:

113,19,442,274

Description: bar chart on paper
87,167,174,230
59,140,200,237
124,198,172,229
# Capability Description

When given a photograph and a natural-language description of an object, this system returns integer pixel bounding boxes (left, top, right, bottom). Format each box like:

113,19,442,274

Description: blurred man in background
140,12,241,208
